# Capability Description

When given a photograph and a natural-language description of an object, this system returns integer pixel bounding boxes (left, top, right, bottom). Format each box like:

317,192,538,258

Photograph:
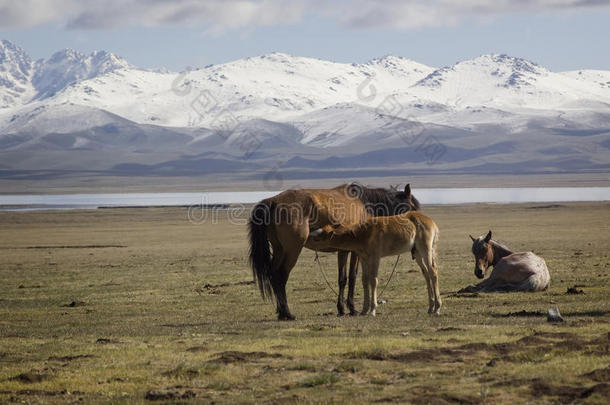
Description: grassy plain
0,203,608,404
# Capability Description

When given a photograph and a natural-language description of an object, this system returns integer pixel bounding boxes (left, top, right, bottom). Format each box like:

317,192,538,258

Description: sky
1,0,609,72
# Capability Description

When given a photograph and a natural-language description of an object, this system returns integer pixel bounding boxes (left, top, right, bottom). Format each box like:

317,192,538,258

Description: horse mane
472,237,513,255
491,239,513,253
346,182,420,215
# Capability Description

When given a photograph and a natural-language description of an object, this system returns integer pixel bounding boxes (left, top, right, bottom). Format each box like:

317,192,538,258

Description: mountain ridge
0,39,609,179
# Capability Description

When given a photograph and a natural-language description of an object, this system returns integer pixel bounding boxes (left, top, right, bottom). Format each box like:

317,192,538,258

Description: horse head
469,230,493,279
394,184,420,213
345,182,420,216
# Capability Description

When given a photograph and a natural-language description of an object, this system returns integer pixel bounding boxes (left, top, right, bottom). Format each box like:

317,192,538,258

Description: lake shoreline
1,172,609,195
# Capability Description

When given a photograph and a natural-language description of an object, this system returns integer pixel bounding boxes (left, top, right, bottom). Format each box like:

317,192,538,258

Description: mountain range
1,39,609,182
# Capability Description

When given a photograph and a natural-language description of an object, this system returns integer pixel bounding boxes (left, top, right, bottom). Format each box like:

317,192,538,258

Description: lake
0,187,609,211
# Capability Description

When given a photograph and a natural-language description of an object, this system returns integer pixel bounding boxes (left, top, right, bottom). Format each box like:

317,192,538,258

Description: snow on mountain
0,41,609,177
0,39,130,109
2,45,608,133
559,69,610,95
409,54,609,110
32,48,131,100
44,53,434,128
0,40,35,108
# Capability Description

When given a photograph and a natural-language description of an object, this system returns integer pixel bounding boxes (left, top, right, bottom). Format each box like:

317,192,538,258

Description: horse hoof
348,311,360,316
278,314,296,321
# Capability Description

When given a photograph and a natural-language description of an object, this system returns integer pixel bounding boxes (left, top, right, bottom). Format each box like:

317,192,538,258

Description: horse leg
336,251,348,316
424,249,442,314
414,253,434,314
360,261,370,316
367,257,380,316
347,253,359,316
269,242,291,320
270,226,305,321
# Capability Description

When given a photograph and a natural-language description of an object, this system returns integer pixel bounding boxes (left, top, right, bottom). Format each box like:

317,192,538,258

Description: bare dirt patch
145,389,196,401
408,385,482,405
208,351,285,364
95,337,121,344
495,310,545,318
346,332,605,366
448,292,480,298
61,300,87,307
436,327,466,332
9,370,53,383
48,354,94,362
161,366,200,379
581,365,610,382
530,379,610,402
186,345,208,353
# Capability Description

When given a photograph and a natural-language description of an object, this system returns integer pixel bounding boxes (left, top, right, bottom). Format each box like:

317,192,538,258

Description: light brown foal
309,211,441,315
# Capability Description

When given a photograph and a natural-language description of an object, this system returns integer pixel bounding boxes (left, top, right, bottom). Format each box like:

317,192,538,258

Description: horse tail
249,200,275,300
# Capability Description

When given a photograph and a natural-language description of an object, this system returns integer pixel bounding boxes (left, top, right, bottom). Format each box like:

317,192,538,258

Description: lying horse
461,230,550,293
309,211,441,315
249,183,420,320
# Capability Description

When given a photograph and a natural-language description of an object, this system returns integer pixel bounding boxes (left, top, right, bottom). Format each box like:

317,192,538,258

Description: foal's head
469,230,494,279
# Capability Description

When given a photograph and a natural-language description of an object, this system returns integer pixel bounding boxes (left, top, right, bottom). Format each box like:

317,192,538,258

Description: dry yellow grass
0,202,608,404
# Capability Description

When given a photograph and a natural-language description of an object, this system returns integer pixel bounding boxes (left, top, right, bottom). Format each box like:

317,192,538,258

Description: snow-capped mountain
0,40,130,109
0,40,35,107
34,53,434,128
0,39,608,180
32,48,131,100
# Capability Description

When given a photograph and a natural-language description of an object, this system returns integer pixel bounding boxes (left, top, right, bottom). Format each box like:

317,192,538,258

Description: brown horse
248,183,420,320
460,231,550,293
309,211,441,315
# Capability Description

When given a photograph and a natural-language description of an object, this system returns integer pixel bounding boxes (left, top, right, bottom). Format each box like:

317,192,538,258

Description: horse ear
469,234,475,242
404,184,411,197
484,230,492,243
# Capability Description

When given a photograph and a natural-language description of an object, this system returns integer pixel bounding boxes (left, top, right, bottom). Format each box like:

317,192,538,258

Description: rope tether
314,251,338,296
378,254,401,300
314,251,401,300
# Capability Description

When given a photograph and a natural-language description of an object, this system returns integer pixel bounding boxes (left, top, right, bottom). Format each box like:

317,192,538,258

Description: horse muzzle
474,268,485,279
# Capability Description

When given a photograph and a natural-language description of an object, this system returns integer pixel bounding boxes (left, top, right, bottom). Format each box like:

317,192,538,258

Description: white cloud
0,0,608,31
329,0,610,30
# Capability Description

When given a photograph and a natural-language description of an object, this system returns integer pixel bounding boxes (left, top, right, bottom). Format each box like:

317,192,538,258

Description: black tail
249,201,274,300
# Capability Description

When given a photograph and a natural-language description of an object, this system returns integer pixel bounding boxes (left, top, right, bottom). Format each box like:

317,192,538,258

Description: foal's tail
248,200,275,300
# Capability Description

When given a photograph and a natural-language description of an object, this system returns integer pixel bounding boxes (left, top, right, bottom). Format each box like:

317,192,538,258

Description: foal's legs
426,235,442,314
367,257,381,316
415,243,442,315
336,251,349,316
360,262,371,315
346,253,359,316
426,253,442,314
414,253,435,314
360,257,380,316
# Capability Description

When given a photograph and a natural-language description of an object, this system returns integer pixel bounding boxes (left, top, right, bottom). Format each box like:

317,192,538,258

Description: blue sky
1,0,609,72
